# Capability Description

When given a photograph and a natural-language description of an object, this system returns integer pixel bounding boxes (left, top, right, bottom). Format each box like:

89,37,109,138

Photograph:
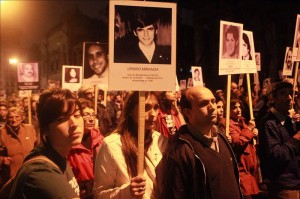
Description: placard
241,30,256,74
109,0,177,91
282,47,293,76
219,21,243,75
82,42,109,90
191,66,203,86
62,65,83,92
17,63,39,90
292,14,300,61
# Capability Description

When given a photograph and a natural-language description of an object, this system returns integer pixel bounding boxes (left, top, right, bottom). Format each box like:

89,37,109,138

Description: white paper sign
62,65,83,92
241,30,257,74
219,21,243,75
191,66,203,87
109,0,177,91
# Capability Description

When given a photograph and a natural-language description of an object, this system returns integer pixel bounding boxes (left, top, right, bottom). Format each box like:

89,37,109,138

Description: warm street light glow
9,58,18,64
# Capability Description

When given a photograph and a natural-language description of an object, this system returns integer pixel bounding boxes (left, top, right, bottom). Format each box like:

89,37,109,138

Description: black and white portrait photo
114,5,172,64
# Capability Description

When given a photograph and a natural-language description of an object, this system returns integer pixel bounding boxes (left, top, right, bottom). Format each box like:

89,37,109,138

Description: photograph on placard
179,79,186,90
191,66,203,87
241,30,257,74
62,65,82,92
292,14,300,61
187,78,193,88
255,52,261,71
219,21,243,75
82,42,109,89
282,47,293,76
109,0,177,91
17,62,39,90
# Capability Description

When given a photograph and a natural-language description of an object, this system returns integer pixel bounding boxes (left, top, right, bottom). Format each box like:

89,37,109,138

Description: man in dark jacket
258,81,300,199
157,86,242,199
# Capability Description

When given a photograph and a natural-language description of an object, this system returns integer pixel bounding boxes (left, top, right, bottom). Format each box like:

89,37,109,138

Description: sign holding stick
225,75,231,137
109,0,177,177
137,91,145,175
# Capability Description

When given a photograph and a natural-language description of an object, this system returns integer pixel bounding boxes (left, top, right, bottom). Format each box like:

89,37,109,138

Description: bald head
180,86,217,134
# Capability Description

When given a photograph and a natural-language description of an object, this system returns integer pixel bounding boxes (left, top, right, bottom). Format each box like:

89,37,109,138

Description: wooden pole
27,91,32,125
225,75,231,137
292,62,299,110
246,73,257,145
137,91,145,175
246,74,254,120
94,85,98,115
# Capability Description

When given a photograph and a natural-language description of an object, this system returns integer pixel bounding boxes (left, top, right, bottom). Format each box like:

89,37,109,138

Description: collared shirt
139,42,155,63
187,124,219,153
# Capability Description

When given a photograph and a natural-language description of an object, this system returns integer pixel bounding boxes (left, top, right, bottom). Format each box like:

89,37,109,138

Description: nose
69,116,79,129
144,30,149,36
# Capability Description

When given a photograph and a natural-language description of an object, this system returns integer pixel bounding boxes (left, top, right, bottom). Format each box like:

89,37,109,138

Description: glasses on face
82,113,97,119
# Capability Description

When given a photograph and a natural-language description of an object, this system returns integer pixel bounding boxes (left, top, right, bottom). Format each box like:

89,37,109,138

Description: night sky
1,0,107,47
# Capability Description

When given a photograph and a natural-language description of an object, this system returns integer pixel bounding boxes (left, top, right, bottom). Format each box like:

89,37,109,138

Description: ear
133,31,137,37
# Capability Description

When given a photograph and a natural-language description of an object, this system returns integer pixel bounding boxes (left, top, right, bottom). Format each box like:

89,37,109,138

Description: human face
231,82,238,95
23,64,34,77
225,33,237,57
230,102,242,121
31,94,40,111
87,44,108,76
184,87,217,131
165,91,176,102
286,50,293,68
134,25,156,47
131,94,159,131
82,107,96,133
7,111,23,127
0,106,8,118
241,39,249,58
47,108,84,148
273,87,293,115
216,100,224,122
84,89,94,101
70,69,77,78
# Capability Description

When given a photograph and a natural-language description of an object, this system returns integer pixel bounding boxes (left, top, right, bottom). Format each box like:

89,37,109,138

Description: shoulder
100,133,122,153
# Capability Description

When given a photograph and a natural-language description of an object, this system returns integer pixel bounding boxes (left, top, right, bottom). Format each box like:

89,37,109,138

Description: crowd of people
0,80,299,199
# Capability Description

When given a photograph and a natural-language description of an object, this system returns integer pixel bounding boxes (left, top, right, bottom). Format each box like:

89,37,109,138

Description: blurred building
39,7,107,90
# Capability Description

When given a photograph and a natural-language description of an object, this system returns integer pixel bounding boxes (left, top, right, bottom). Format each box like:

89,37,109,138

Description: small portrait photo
292,14,300,61
191,66,203,87
83,42,109,80
282,47,293,76
255,52,261,71
65,67,80,83
179,79,186,90
241,32,253,60
187,78,193,88
17,63,39,82
113,4,172,64
62,65,82,92
221,24,241,59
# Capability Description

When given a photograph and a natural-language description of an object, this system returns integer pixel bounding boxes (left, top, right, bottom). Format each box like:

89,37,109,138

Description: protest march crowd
0,79,299,199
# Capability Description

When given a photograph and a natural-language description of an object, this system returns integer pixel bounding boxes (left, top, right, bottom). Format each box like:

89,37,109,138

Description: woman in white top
94,91,168,199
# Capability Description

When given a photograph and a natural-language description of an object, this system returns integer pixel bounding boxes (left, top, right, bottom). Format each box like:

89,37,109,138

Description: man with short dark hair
157,86,242,199
258,81,300,199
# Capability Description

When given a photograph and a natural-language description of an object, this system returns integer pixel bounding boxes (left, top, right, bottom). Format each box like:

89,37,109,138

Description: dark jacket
157,125,242,199
258,111,300,189
115,42,171,64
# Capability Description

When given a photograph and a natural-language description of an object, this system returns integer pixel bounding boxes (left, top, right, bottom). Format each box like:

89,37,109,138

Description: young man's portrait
114,6,172,64
83,42,108,80
222,25,240,59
